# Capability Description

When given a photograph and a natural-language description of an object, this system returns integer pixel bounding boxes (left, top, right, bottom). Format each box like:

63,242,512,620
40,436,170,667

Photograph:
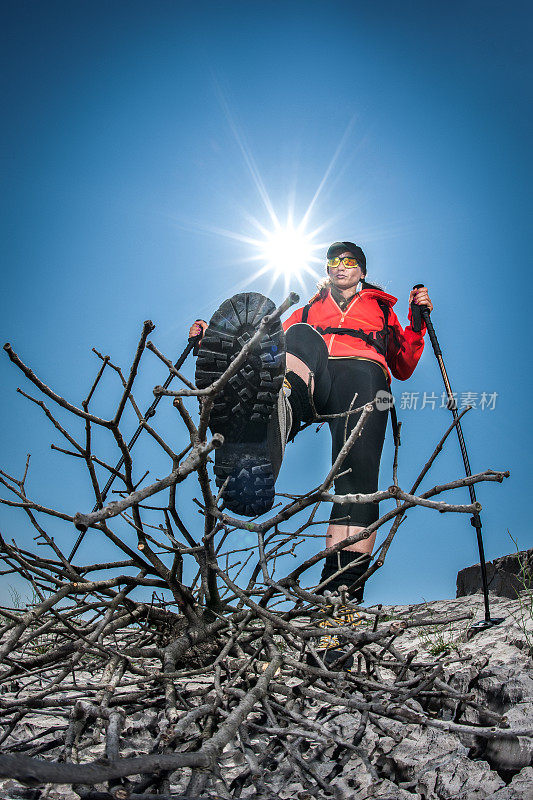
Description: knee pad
286,323,328,375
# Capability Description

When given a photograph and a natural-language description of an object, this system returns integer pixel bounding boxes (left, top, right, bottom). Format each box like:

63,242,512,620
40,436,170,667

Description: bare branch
0,312,517,800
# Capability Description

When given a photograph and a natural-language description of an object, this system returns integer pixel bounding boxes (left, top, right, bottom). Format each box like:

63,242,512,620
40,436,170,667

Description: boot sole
195,292,285,516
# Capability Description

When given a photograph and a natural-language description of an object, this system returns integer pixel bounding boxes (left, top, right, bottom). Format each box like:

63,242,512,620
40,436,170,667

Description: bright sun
245,215,325,295
260,223,315,279
177,94,359,299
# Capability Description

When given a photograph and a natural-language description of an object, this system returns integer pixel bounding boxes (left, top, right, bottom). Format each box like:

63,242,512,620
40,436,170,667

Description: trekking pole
68,333,202,562
412,285,504,634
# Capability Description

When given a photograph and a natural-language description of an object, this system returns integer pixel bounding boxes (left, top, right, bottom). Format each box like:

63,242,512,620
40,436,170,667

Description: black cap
327,241,366,274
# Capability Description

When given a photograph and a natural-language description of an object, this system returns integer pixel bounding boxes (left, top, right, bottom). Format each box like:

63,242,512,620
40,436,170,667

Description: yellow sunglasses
327,256,360,269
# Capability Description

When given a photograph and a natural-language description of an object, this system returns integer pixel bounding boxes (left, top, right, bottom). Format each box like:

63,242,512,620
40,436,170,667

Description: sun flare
259,222,316,278
171,89,359,300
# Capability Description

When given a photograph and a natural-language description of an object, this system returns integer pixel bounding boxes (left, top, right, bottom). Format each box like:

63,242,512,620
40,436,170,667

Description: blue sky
1,1,531,607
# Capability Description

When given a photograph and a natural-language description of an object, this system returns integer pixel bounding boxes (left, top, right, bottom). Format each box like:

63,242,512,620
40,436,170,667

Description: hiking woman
190,241,432,602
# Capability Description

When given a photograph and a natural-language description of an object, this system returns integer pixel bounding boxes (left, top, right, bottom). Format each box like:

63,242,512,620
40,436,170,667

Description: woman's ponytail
360,278,384,291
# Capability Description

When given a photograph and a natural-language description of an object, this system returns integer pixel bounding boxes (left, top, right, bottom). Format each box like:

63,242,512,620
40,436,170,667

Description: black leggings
286,324,389,527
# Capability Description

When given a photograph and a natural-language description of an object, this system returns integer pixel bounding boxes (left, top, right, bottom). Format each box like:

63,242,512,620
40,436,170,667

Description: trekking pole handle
189,332,202,357
190,321,207,356
412,283,441,357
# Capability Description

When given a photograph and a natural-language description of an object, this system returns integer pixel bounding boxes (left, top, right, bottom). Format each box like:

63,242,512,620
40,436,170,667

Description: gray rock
457,549,533,599
0,594,530,800
425,757,505,799
485,767,533,799
455,660,533,770
377,726,505,799
350,777,423,799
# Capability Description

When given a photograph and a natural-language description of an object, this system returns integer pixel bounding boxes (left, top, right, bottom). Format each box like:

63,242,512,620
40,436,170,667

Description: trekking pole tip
467,617,505,638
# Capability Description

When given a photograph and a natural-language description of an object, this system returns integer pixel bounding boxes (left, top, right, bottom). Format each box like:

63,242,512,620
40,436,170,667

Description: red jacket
283,287,425,381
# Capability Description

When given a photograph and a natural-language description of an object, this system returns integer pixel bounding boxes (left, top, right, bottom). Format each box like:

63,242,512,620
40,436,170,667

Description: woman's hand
409,286,433,313
188,319,208,340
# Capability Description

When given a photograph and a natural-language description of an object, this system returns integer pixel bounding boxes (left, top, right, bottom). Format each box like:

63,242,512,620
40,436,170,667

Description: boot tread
195,292,286,516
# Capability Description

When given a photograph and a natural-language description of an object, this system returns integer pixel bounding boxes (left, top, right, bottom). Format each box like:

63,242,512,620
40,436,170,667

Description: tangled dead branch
0,299,519,799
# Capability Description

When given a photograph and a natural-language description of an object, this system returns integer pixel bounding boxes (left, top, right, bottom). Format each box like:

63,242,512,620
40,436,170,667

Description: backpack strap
301,290,321,324
307,295,391,356
301,291,401,445
376,299,390,357
311,325,388,355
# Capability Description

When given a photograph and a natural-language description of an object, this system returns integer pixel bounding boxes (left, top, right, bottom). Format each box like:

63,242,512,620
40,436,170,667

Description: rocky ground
352,593,533,800
0,592,531,800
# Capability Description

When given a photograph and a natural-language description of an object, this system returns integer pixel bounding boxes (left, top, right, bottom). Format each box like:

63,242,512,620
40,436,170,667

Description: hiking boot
195,292,287,517
312,604,362,669
318,551,371,602
308,551,371,669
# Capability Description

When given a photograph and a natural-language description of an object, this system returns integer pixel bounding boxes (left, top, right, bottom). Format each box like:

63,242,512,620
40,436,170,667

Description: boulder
485,767,533,799
457,550,533,599
376,726,505,799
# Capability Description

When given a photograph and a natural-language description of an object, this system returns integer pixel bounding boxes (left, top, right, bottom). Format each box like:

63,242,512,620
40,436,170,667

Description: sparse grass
509,532,533,654
414,600,473,656
9,585,24,609
417,622,465,656
1,585,56,655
